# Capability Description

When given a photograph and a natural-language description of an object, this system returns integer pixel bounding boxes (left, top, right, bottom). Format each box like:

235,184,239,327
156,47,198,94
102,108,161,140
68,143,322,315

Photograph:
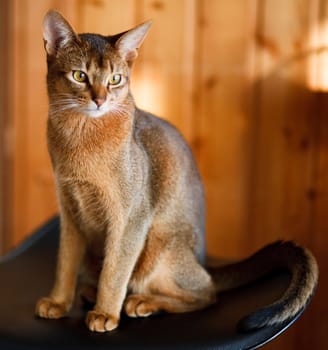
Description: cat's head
43,10,151,118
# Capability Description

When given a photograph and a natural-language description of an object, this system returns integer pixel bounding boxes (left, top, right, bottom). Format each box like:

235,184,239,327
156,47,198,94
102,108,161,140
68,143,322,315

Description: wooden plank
12,0,29,247
299,3,328,349
310,0,328,346
247,0,318,248
0,1,4,252
78,0,137,34
52,0,78,21
0,0,13,253
309,92,328,350
248,0,322,349
196,0,257,257
131,0,197,143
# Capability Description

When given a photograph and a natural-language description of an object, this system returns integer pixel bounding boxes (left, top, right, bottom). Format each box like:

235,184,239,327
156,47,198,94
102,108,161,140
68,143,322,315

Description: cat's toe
124,295,156,318
35,297,68,319
86,310,119,332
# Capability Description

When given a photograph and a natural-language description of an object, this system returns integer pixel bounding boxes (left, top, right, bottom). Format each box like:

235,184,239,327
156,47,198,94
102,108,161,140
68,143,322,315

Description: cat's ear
115,21,152,64
43,10,77,56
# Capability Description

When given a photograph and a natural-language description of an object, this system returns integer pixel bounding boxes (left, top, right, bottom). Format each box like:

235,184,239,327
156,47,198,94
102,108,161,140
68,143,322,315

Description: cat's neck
47,97,136,156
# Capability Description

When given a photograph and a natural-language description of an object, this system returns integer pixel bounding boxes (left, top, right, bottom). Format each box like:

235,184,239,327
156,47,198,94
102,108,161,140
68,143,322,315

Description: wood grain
248,0,324,348
196,0,257,257
0,0,12,252
132,0,197,143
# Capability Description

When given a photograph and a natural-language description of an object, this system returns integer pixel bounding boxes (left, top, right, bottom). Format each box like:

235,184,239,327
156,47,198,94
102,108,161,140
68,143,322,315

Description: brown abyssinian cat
36,10,318,333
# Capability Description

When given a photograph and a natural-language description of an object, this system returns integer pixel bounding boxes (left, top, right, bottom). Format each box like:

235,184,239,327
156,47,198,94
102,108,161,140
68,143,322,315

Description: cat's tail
207,241,318,331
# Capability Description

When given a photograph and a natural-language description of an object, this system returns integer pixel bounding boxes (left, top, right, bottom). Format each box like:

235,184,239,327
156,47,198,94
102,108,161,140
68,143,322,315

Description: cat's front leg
36,211,86,319
86,216,150,332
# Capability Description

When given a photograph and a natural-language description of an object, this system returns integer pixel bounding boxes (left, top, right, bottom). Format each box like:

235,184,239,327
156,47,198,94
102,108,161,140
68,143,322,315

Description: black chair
0,217,312,349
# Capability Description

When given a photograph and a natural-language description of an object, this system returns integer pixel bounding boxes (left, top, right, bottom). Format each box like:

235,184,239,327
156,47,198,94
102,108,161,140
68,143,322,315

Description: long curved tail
207,241,318,331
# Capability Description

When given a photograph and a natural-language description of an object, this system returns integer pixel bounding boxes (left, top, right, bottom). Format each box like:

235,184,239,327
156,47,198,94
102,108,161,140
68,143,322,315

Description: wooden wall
1,0,328,349
0,0,13,253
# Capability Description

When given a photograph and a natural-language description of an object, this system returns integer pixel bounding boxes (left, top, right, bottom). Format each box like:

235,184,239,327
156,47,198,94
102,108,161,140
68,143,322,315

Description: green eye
109,74,122,86
72,70,87,83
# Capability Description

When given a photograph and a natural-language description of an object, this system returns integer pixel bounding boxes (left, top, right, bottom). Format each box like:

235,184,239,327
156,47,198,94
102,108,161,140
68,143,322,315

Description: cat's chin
82,100,115,118
83,108,110,118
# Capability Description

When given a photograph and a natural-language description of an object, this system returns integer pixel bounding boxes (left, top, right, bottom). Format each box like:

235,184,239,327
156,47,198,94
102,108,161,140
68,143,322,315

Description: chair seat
0,217,306,349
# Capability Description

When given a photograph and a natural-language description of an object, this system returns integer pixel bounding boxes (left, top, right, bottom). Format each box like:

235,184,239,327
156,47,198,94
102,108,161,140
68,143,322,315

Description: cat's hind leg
124,292,213,318
125,249,216,318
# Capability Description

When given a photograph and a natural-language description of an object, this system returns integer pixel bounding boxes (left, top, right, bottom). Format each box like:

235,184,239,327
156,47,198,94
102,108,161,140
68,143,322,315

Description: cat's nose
93,97,106,108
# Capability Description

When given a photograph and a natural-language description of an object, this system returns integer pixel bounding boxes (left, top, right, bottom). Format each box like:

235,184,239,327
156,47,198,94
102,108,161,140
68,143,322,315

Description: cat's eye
72,70,88,83
108,74,122,86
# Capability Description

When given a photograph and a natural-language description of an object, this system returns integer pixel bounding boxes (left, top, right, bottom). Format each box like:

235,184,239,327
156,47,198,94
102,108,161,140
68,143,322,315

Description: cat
35,10,318,333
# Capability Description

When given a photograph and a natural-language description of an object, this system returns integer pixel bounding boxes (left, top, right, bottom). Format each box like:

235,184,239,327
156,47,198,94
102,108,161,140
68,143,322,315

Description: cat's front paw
35,297,68,319
86,310,119,332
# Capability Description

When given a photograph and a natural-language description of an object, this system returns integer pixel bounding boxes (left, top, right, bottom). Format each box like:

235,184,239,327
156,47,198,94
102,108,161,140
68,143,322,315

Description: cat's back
134,108,204,206
134,108,205,256
134,109,196,170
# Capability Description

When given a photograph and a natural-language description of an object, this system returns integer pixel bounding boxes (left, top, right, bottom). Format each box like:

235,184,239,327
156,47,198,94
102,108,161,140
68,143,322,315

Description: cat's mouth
50,96,128,119
84,108,110,118
81,99,130,119
83,100,111,118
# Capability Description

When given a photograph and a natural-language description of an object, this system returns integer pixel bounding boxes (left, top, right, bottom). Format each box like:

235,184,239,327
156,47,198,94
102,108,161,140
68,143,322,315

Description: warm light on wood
131,70,165,116
307,19,328,91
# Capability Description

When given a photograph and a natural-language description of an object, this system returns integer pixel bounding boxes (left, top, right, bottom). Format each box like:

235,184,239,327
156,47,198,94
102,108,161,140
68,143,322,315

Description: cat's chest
60,179,109,236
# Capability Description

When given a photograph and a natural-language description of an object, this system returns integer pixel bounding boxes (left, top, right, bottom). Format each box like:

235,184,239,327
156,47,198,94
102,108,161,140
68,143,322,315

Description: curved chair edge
0,215,60,264
248,306,306,350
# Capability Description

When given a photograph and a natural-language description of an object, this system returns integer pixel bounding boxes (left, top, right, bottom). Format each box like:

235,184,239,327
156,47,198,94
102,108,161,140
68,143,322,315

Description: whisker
49,102,80,114
109,103,132,118
48,94,84,114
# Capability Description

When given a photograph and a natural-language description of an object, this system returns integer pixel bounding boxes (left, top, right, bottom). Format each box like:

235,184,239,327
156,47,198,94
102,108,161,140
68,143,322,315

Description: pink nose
93,97,106,107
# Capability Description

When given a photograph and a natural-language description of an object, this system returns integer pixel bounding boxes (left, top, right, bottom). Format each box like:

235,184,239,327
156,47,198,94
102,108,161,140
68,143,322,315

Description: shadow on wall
243,40,328,350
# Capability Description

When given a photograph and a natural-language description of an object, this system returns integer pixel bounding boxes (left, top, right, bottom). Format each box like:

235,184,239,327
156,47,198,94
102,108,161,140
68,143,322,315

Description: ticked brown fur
36,11,318,332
